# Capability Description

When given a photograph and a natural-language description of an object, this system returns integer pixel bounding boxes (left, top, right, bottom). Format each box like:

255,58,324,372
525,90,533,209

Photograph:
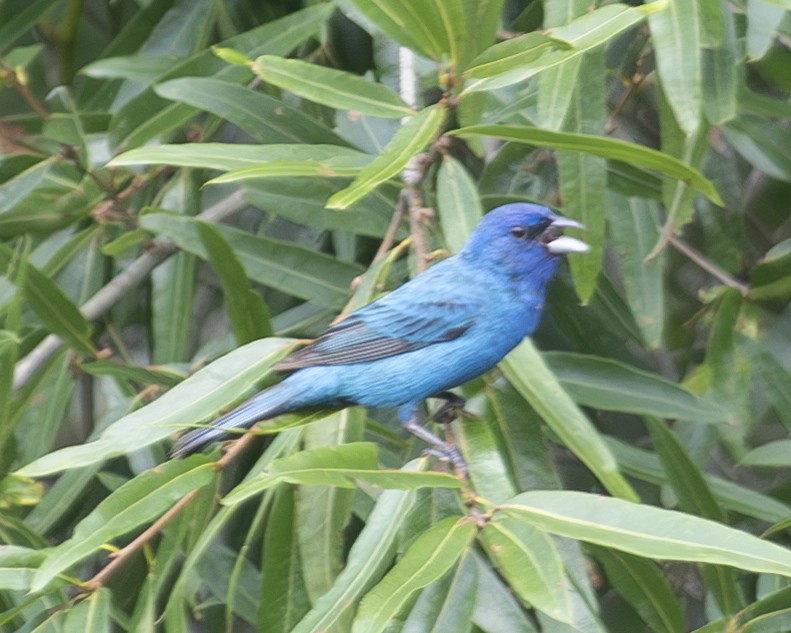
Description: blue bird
171,203,588,469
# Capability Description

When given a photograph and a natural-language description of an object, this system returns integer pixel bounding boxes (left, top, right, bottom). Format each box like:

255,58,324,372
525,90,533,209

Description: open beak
543,217,590,255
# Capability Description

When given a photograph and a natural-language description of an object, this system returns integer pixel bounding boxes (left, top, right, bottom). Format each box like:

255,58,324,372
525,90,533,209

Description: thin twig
0,57,50,121
84,489,200,591
13,191,249,391
668,234,750,296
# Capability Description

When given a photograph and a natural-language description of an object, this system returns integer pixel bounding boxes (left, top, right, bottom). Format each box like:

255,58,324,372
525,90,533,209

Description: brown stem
668,235,750,296
84,489,200,591
0,57,50,121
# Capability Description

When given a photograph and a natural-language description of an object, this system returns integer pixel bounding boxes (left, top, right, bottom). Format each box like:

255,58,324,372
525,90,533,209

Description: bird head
460,203,589,285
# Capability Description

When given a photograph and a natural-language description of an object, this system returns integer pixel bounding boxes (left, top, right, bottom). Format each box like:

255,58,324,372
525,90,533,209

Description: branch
668,234,750,296
13,190,248,391
84,489,201,591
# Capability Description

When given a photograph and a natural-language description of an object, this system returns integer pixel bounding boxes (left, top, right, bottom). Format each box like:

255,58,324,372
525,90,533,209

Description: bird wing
274,270,484,370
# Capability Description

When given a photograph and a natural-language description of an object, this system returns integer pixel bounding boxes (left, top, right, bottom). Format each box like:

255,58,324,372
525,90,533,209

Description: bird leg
400,410,468,477
431,391,467,425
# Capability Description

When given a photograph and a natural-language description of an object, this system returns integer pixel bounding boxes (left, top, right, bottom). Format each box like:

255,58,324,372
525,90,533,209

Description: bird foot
402,413,468,477
431,392,467,425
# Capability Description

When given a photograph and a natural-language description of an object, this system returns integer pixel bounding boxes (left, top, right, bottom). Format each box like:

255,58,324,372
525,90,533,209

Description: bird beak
544,217,590,254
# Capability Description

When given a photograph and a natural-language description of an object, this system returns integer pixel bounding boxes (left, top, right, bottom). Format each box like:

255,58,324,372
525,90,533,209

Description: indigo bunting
171,203,588,467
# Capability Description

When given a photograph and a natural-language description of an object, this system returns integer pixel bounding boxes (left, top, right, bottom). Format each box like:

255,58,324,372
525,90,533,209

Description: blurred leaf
741,440,791,468
110,143,369,173
0,159,100,238
63,588,112,632
0,546,45,591
648,0,703,134
645,416,744,614
260,485,310,632
78,359,184,388
292,469,421,633
328,104,446,209
435,155,483,254
155,77,349,145
251,55,411,118
503,490,791,577
0,473,42,509
464,1,667,92
502,341,639,502
555,49,607,302
243,178,398,238
352,516,477,633
401,552,477,633
31,457,215,592
606,194,665,348
81,55,180,80
465,33,570,80
223,443,461,505
480,517,571,622
746,0,787,61
16,338,297,477
141,212,361,309
545,352,727,423
588,545,684,633
724,116,791,183
197,221,272,344
21,264,95,356
110,4,333,150
344,0,466,64
610,438,791,523
451,124,722,204
0,0,61,55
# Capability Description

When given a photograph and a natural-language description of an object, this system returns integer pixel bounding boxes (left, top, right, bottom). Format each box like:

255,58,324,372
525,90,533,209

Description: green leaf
588,545,684,633
110,4,333,150
16,338,297,477
223,443,462,505
344,0,467,65
327,104,446,209
352,516,477,633
554,49,607,302
31,458,215,592
610,438,791,524
155,77,348,145
63,588,112,632
435,155,483,254
463,1,667,92
260,485,311,632
450,124,722,204
464,32,570,79
110,143,369,173
544,352,727,423
0,0,62,56
645,416,744,614
141,213,361,309
648,0,703,135
503,490,791,577
606,194,665,348
0,546,45,591
480,518,572,623
78,359,185,388
251,55,411,118
742,440,791,468
292,467,421,633
21,264,95,356
501,341,639,502
197,221,272,344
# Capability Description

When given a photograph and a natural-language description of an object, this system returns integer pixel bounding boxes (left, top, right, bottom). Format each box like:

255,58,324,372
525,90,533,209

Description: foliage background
2,0,791,631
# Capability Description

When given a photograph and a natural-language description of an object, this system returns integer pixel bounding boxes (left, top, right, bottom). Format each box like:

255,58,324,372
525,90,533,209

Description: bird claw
401,412,468,477
431,392,467,425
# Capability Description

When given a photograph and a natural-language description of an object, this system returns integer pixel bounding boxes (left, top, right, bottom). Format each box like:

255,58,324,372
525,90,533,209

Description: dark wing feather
274,282,483,371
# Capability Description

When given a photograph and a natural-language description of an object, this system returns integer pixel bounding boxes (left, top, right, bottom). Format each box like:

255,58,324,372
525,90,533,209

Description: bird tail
170,381,298,458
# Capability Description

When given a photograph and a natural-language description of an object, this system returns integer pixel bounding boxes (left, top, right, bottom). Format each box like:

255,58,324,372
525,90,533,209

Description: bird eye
510,227,528,239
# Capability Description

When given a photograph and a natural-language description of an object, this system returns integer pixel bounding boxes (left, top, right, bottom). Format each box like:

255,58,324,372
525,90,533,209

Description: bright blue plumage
171,203,588,464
